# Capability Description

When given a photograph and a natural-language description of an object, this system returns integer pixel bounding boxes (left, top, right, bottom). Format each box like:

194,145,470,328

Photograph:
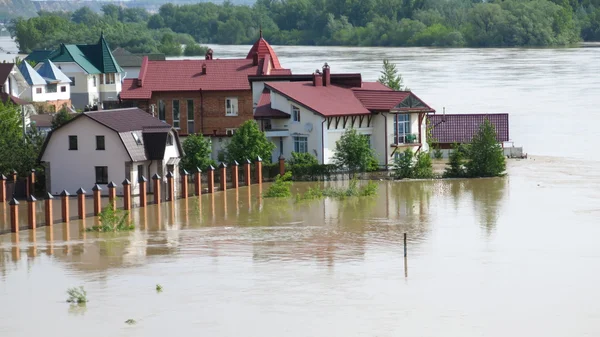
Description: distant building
428,113,509,150
112,47,165,79
19,59,71,111
39,108,182,196
0,62,28,98
26,34,123,110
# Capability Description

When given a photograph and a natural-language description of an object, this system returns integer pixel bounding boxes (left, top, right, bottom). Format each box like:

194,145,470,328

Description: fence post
194,167,202,196
139,175,147,207
231,160,239,189
0,174,6,203
256,156,263,185
29,169,35,198
76,188,86,220
166,172,174,201
219,162,227,191
244,159,251,186
279,155,285,177
207,165,215,193
9,197,19,233
107,181,117,211
181,169,188,199
92,184,102,215
60,190,70,223
11,170,17,183
45,192,53,227
122,179,131,210
152,174,161,204
27,195,36,230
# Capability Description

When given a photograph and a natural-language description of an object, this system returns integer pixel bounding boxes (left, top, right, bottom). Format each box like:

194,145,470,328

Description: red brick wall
126,90,253,136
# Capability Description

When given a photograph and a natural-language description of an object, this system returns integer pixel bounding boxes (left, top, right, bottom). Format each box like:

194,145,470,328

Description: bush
289,152,318,166
264,172,292,198
296,178,378,201
66,286,88,304
444,143,467,178
181,133,213,172
433,147,443,159
465,119,506,177
183,43,207,56
393,148,434,179
332,129,378,175
87,205,134,232
290,164,337,181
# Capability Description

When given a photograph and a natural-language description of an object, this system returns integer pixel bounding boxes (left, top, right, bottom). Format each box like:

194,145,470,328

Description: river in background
1,36,600,336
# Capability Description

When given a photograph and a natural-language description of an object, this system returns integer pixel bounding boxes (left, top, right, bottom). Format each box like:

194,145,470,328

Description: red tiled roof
246,36,283,69
254,90,290,119
429,113,509,144
0,92,29,106
120,58,259,100
352,89,435,112
360,82,393,90
265,81,370,117
269,68,292,75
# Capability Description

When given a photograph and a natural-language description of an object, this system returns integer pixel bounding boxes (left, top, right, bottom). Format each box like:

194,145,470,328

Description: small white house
254,64,436,168
39,107,183,196
19,60,71,110
0,62,29,98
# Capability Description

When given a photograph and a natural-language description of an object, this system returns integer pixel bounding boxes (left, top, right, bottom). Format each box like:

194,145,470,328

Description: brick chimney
252,52,259,66
202,63,207,75
205,48,213,60
313,69,323,87
322,63,330,86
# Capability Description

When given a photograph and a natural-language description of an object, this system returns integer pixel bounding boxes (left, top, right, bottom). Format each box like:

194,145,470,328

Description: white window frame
172,100,180,129
226,128,237,136
293,136,308,153
225,97,238,116
292,105,300,122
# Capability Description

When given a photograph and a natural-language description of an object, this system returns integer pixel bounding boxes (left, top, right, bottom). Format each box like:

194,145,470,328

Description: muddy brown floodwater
1,38,600,336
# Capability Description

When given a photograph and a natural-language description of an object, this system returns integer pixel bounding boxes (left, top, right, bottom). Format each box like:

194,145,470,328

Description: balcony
265,128,289,138
390,133,420,147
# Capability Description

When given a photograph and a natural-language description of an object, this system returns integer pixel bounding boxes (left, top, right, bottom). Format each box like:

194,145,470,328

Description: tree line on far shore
9,0,600,54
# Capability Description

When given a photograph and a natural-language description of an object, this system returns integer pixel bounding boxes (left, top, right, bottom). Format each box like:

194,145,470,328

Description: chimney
201,63,207,75
252,52,259,66
205,48,213,60
322,63,330,86
313,69,323,87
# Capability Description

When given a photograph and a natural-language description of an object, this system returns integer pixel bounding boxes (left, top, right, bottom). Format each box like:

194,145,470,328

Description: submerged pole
403,232,407,257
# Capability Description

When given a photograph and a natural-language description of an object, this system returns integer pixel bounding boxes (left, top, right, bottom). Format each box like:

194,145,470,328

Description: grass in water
87,205,134,232
296,178,378,201
263,172,293,198
156,284,163,292
66,286,88,304
125,319,136,325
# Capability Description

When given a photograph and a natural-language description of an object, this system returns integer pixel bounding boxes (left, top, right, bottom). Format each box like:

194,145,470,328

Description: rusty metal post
76,188,86,220
231,160,239,189
107,181,117,211
194,167,202,196
27,195,36,229
279,155,285,177
9,197,19,233
92,184,102,215
44,192,53,227
207,165,215,193
244,159,251,186
181,169,188,199
166,172,174,201
219,163,227,191
122,179,131,210
139,175,147,207
152,174,161,204
0,174,6,203
60,190,70,224
256,156,263,185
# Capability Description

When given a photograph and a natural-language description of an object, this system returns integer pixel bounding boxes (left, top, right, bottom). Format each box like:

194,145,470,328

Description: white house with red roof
254,64,436,167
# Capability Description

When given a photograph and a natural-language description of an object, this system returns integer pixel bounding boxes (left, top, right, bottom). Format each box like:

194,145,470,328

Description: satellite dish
304,122,313,132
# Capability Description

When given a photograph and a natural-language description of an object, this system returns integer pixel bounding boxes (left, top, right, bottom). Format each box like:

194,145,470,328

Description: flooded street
2,36,600,336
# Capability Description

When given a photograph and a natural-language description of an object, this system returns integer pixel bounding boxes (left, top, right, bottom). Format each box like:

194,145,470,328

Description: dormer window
132,132,142,145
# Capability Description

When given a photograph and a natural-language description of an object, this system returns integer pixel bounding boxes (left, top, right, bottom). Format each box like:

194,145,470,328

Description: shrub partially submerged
264,172,293,198
66,286,88,304
87,205,134,232
296,178,378,201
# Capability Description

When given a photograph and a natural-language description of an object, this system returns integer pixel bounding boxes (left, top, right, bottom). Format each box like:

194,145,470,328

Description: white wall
25,83,70,102
251,81,265,110
41,116,131,195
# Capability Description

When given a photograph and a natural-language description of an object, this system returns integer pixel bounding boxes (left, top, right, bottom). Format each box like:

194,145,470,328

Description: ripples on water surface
1,37,600,336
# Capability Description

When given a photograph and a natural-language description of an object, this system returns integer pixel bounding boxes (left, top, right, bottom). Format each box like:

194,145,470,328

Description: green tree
443,143,467,178
183,43,208,56
377,59,408,90
332,128,378,175
225,120,276,163
180,133,214,171
52,108,73,129
289,152,318,165
465,119,506,177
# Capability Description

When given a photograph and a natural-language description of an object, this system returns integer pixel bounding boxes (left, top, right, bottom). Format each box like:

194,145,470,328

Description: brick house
119,32,291,144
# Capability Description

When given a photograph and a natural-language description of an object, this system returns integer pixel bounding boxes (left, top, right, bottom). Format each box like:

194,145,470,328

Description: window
364,134,372,148
104,73,115,84
158,100,166,121
167,164,174,176
394,114,411,144
60,86,66,92
95,166,108,184
137,165,144,182
132,132,142,145
187,99,194,133
293,136,308,153
225,97,238,116
35,87,42,94
96,135,105,150
292,105,301,122
172,100,180,129
46,84,57,93
68,135,78,150
69,77,75,86
226,128,237,136
93,76,97,87
166,133,173,146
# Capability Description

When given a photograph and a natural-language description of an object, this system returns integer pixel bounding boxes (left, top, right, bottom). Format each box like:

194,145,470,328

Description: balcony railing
391,133,419,146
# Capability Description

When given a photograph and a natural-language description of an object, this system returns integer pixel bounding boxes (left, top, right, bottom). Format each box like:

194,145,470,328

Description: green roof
24,50,53,63
44,33,123,74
